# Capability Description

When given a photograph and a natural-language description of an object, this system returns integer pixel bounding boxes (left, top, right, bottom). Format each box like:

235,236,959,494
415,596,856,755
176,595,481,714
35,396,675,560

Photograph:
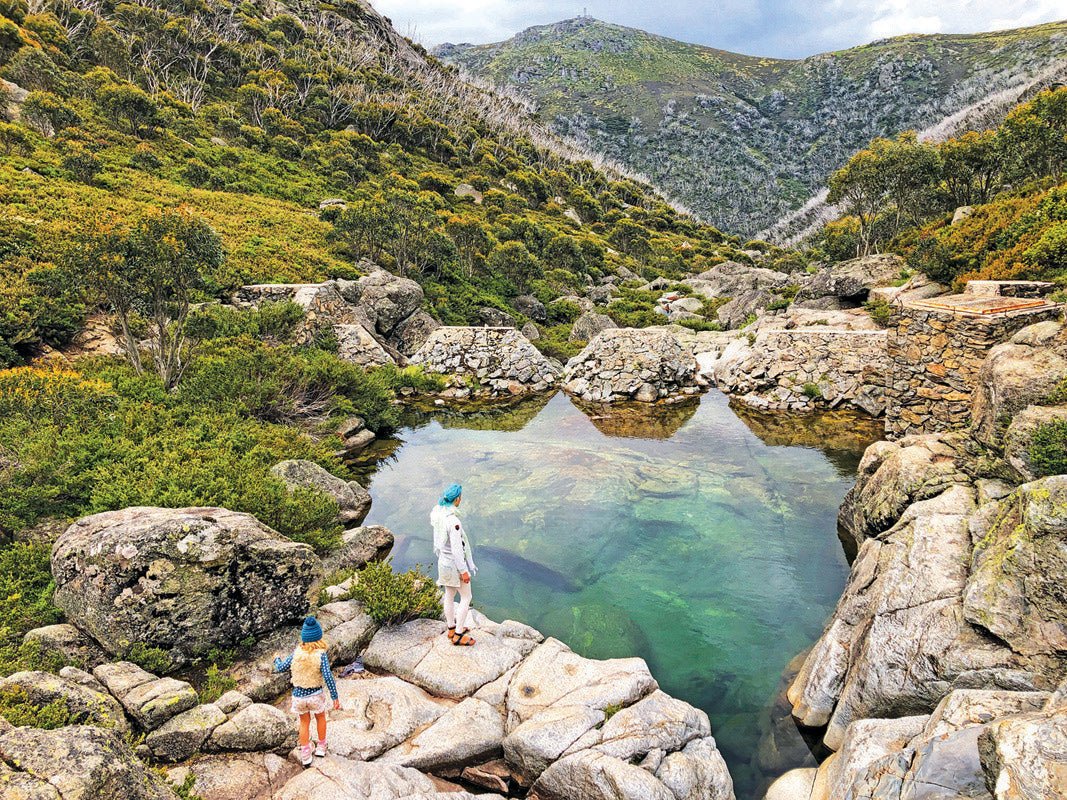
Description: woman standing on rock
431,483,478,646
273,616,343,767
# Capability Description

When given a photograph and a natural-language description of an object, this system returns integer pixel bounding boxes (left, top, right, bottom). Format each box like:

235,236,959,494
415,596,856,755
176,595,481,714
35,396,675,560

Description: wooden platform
906,295,1057,316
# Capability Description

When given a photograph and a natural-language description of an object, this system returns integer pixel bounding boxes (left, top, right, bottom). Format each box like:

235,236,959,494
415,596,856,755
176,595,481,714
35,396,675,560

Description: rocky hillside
764,314,1067,800
0,0,754,371
436,17,1067,236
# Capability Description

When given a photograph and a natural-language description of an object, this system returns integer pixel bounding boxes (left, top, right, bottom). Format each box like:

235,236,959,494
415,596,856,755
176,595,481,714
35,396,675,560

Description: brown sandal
446,626,457,643
452,628,476,647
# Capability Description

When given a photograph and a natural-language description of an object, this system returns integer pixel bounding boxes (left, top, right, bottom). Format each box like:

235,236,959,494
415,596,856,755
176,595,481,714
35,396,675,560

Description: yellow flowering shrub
0,366,115,424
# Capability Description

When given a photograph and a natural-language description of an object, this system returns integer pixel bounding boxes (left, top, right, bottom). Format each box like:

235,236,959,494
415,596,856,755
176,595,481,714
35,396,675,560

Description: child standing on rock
431,483,478,647
274,616,342,767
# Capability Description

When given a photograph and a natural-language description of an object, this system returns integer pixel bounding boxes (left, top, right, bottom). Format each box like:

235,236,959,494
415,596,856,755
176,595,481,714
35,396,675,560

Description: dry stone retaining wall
885,303,1062,439
562,328,704,403
410,327,562,397
712,328,888,415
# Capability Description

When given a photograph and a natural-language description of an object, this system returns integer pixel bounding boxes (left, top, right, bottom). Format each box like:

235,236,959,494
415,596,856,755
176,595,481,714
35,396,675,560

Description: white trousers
443,581,473,631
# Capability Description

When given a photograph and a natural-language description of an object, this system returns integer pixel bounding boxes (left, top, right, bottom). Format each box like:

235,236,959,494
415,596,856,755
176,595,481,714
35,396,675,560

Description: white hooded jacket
431,503,477,576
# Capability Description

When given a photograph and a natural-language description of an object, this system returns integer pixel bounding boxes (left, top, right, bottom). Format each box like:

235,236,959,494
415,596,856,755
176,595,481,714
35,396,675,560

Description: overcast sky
371,0,1064,59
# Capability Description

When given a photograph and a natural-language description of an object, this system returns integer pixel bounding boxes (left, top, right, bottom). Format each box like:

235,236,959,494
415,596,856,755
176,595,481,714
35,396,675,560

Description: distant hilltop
436,18,1067,235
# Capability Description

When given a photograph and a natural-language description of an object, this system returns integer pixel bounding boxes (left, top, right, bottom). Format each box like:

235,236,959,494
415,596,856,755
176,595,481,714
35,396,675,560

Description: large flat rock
364,618,534,699
329,676,449,761
167,753,299,800
505,637,658,729
376,697,504,771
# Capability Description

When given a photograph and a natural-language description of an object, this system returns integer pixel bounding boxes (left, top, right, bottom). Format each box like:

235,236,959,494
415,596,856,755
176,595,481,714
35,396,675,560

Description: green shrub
198,663,238,703
677,318,723,332
186,302,305,342
351,559,442,625
606,288,662,328
180,338,399,431
0,684,74,729
1028,421,1067,477
0,542,61,658
1045,378,1067,405
534,325,583,361
864,297,893,327
168,772,206,800
124,642,172,674
61,144,101,184
545,299,581,325
802,383,822,400
0,364,346,550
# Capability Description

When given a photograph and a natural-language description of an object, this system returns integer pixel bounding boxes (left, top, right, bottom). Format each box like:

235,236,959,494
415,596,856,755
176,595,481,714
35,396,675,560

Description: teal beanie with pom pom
301,616,323,643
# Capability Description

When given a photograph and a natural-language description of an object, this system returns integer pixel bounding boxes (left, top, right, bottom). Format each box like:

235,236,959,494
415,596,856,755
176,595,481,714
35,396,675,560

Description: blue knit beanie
439,483,462,506
301,616,323,643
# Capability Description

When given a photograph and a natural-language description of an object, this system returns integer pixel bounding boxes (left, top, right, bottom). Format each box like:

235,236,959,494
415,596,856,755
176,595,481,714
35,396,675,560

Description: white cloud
367,0,1065,57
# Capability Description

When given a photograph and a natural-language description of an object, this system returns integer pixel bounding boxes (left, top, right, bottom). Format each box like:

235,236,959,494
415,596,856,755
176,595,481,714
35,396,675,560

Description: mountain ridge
436,16,1067,235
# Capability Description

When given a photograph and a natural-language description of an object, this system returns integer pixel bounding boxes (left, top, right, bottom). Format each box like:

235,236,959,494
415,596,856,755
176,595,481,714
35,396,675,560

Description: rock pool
362,390,882,798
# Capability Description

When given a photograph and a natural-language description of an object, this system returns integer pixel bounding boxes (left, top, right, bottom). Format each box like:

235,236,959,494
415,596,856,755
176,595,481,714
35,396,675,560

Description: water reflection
362,390,881,798
572,396,701,439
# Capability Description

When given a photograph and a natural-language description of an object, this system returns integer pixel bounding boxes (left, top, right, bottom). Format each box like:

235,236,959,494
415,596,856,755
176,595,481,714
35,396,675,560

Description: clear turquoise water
362,391,879,797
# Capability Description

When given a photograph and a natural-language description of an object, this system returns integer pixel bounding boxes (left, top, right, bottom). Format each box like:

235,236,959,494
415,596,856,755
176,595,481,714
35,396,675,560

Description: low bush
677,317,723,332
186,302,304,342
0,684,75,729
534,325,583,361
351,559,442,625
0,543,61,665
864,297,893,327
0,364,345,550
123,642,172,674
605,289,663,328
198,662,238,704
1028,421,1067,477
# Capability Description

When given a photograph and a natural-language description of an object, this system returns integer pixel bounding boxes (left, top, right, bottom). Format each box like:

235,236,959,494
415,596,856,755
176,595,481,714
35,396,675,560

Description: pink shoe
314,740,327,758
299,744,313,767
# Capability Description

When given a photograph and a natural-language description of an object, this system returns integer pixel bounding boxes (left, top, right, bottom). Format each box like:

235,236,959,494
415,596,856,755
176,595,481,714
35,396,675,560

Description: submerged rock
52,507,321,668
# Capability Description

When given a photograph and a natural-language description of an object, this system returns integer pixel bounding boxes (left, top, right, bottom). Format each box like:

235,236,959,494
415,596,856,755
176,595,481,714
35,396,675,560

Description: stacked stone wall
885,305,1062,438
562,328,704,403
410,327,561,396
713,328,888,414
